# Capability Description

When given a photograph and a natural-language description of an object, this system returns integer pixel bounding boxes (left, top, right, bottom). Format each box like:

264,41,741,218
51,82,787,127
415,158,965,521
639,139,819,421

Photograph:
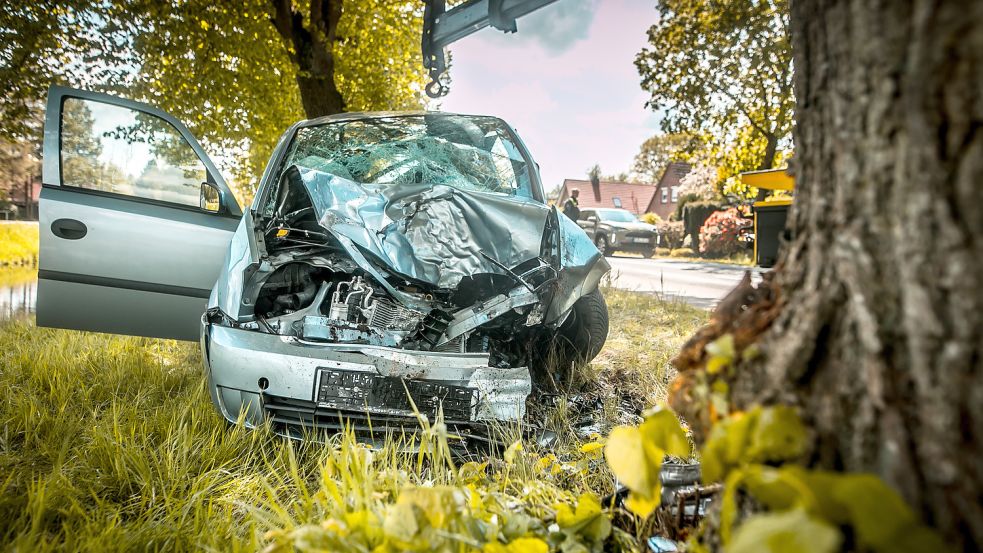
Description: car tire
595,235,610,256
566,287,609,363
642,250,654,258
530,288,610,390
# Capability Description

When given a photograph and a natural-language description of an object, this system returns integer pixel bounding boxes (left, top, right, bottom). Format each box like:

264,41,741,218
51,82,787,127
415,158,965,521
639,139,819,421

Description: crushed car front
200,112,609,439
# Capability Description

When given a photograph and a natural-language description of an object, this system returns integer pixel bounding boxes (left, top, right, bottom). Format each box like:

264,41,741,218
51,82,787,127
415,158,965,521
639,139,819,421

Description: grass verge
0,222,39,267
0,288,705,551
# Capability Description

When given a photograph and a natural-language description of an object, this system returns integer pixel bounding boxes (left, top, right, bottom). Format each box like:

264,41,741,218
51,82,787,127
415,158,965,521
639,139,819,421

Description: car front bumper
199,317,532,438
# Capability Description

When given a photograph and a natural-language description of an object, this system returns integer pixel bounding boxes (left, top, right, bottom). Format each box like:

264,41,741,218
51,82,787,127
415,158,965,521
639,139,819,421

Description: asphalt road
605,256,765,309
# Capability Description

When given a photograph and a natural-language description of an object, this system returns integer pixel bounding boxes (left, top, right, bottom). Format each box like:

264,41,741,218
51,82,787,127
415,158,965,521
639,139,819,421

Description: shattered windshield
278,114,535,198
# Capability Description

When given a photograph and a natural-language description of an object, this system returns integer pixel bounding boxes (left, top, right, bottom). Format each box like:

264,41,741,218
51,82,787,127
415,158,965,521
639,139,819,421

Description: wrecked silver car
37,86,610,439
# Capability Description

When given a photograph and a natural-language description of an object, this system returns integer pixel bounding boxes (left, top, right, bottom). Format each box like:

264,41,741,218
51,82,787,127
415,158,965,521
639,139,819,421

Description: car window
595,209,638,223
278,114,535,199
579,210,594,220
60,98,208,207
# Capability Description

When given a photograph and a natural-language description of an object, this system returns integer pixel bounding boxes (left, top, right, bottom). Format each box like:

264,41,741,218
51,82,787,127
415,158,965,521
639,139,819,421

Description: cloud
478,0,600,55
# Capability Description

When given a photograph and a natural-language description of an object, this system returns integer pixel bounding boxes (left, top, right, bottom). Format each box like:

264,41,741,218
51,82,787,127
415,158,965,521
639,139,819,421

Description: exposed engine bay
236,165,571,372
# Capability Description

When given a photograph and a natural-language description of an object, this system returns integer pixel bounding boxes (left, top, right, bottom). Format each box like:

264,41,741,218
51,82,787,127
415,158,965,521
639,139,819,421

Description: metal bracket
422,0,560,98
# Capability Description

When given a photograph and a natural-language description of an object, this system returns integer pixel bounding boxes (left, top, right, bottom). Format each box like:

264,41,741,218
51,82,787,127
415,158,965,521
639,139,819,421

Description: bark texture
271,0,345,118
729,0,983,548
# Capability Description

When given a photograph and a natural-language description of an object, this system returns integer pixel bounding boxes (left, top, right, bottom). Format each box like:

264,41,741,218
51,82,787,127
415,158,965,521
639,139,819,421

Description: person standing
562,188,581,220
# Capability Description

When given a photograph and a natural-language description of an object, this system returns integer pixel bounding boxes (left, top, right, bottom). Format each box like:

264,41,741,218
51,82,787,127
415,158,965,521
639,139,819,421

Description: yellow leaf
604,426,653,494
505,537,549,553
504,440,524,465
728,508,841,553
579,441,605,455
706,334,736,374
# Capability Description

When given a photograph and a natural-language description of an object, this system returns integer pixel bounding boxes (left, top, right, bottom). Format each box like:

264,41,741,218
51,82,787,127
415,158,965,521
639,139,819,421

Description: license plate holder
315,368,477,421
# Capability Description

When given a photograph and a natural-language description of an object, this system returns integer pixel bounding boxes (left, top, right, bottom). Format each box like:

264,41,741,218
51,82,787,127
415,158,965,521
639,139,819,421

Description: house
556,179,659,216
643,161,691,220
2,175,40,221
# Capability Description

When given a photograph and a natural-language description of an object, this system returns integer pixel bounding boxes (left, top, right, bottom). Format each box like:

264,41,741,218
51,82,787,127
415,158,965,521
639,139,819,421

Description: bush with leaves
640,212,662,225
698,208,751,258
655,221,684,249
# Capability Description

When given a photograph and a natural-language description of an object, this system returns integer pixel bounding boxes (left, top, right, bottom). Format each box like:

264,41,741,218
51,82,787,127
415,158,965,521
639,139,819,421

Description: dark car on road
577,208,659,257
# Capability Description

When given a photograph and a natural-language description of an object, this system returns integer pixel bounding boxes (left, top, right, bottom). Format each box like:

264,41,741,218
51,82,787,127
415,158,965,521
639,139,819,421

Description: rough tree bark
728,0,982,548
270,0,345,118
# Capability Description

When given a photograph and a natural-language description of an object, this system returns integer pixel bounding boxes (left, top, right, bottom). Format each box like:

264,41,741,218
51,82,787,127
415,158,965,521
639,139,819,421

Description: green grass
656,249,753,266
0,287,706,551
0,222,39,267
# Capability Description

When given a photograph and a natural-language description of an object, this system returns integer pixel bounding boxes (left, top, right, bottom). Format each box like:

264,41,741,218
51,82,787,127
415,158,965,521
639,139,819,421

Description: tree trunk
270,0,346,118
757,132,778,171
726,1,982,548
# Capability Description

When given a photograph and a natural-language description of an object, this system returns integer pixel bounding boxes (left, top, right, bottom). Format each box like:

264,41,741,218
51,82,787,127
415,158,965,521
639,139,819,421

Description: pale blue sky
440,0,662,194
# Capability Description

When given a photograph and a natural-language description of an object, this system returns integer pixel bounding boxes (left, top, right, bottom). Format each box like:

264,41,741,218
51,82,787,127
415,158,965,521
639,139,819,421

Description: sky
440,0,662,195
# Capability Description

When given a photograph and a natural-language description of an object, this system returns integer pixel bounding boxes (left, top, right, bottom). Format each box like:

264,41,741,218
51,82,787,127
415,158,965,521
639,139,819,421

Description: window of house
661,188,668,203
671,186,679,202
612,197,622,208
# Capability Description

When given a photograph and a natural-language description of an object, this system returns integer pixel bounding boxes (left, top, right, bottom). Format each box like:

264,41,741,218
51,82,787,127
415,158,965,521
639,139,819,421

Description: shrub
699,208,751,258
655,247,671,256
670,247,695,257
656,221,684,249
673,192,701,221
681,200,721,246
640,212,662,225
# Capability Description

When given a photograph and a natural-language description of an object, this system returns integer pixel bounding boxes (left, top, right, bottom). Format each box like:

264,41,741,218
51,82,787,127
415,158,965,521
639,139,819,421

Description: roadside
0,221,39,267
0,287,705,549
605,255,765,309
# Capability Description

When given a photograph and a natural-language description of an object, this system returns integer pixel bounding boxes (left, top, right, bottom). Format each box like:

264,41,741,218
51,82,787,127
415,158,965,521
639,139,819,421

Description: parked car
576,208,659,257
36,86,611,440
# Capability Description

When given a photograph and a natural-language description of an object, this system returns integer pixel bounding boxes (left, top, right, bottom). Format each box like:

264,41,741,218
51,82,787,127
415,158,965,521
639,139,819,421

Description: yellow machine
741,168,795,267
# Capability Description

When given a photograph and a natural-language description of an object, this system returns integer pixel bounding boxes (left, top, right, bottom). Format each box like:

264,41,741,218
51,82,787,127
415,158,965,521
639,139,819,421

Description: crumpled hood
296,167,599,292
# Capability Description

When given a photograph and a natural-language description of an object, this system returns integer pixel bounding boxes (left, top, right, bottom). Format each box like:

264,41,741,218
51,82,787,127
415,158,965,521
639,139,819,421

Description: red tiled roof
558,179,658,215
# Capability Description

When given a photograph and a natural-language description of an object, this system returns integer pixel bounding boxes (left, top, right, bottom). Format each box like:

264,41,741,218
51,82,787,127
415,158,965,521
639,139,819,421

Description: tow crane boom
422,0,560,97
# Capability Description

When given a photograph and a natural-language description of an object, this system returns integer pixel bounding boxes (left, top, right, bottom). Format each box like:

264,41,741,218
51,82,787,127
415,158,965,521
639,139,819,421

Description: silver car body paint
200,113,610,433
203,320,531,425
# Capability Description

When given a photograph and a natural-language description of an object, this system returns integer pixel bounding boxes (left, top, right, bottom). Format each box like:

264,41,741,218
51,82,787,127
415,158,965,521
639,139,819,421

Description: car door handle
51,218,87,240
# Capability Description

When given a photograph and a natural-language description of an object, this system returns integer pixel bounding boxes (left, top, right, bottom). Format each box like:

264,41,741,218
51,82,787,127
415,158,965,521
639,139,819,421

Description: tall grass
0,222,39,267
0,288,705,551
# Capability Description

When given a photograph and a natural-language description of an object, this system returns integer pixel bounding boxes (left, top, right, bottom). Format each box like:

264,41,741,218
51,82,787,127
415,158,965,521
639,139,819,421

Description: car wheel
642,250,654,258
566,287,609,363
595,235,610,256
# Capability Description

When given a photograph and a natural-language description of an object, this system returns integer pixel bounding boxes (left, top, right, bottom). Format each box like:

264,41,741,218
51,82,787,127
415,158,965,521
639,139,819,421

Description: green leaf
640,407,691,458
705,334,736,374
747,405,807,462
727,508,841,553
830,474,951,552
604,426,656,497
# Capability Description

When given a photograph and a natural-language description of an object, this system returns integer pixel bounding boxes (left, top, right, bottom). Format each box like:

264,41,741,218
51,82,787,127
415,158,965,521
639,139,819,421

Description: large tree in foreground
672,0,982,549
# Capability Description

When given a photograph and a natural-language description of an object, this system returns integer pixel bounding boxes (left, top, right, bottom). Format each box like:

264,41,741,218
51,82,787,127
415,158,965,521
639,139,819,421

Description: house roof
559,179,658,215
644,161,692,213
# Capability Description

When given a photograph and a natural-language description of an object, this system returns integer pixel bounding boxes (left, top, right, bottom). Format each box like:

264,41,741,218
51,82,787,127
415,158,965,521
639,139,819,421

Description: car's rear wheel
642,249,655,258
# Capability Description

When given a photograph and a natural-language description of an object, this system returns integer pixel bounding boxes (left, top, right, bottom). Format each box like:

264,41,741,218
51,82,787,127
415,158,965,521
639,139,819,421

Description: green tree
630,132,703,184
1,0,430,194
635,0,793,172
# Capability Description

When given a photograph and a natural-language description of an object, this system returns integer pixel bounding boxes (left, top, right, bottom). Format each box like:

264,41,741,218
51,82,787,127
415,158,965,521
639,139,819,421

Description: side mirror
200,182,222,213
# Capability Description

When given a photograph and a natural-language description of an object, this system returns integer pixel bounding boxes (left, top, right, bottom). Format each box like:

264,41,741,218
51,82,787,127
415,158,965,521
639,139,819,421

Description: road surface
605,256,765,309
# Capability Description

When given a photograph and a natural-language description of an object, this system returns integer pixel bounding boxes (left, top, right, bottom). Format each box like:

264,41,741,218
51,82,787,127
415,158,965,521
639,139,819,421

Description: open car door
37,86,242,340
